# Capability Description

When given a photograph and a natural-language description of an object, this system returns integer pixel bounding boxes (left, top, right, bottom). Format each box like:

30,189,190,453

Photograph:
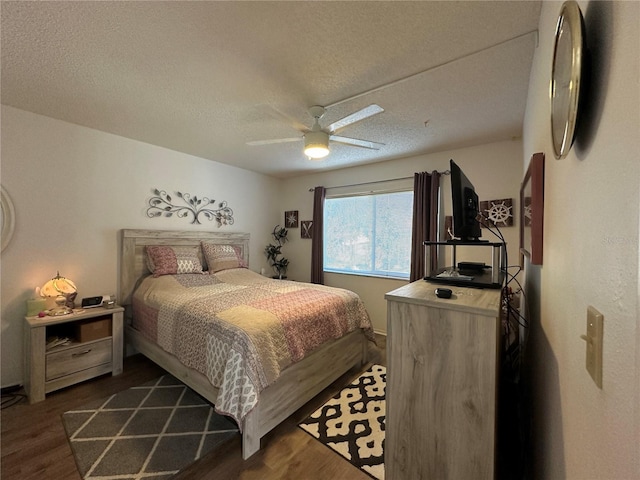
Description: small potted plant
265,225,289,279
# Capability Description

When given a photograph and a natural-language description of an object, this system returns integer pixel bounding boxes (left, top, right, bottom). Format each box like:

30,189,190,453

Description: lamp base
47,306,73,316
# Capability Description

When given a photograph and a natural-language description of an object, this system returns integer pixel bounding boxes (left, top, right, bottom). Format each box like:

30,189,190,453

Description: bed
119,229,373,459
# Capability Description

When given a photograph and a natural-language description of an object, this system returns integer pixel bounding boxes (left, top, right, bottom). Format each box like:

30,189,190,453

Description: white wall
0,105,282,387
522,1,639,478
281,139,523,333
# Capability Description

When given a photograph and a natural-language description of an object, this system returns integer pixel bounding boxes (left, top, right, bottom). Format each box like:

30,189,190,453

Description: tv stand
423,241,505,289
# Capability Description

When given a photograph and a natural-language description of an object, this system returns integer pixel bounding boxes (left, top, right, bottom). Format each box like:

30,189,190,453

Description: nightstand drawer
46,338,112,381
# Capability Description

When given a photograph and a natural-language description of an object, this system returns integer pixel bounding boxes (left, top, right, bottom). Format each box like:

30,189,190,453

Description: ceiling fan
247,104,385,160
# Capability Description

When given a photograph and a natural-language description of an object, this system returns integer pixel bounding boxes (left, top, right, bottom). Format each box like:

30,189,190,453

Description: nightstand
24,306,124,403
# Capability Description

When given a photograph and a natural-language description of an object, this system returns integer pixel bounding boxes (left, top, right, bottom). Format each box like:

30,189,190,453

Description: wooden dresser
385,280,501,480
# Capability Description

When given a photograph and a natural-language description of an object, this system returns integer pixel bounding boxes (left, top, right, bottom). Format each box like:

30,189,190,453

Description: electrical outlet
581,306,603,388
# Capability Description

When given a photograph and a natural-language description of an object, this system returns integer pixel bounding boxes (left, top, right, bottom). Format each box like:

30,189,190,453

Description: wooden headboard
119,229,250,307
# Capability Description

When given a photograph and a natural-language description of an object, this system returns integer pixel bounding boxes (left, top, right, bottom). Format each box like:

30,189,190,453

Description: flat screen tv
450,159,483,242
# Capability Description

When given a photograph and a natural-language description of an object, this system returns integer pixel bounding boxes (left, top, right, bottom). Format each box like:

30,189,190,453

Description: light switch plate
585,306,603,388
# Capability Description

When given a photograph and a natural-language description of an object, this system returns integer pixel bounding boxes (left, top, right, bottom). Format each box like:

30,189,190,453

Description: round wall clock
550,0,585,160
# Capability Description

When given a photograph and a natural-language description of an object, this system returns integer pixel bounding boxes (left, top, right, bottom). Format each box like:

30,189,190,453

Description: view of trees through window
324,191,413,278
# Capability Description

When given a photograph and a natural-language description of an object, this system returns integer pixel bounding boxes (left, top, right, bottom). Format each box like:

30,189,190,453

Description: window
324,190,414,279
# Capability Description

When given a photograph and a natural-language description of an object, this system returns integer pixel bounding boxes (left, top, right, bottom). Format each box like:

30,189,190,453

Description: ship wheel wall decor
479,198,514,228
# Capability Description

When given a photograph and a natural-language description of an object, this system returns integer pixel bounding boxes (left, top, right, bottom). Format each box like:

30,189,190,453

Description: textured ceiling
1,1,541,178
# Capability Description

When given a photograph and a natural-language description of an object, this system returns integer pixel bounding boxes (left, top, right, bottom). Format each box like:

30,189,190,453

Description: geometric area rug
299,364,385,480
61,375,239,480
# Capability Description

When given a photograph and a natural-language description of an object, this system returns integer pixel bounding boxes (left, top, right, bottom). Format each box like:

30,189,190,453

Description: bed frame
119,229,369,459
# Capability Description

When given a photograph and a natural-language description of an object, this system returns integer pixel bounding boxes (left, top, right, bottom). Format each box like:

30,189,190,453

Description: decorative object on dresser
264,224,289,279
299,364,386,480
146,188,234,226
24,305,124,403
444,215,454,240
385,280,502,480
40,271,77,316
62,374,238,480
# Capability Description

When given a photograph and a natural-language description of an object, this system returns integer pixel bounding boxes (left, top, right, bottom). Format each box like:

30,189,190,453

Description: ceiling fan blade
247,137,301,146
330,135,385,150
328,104,384,133
255,104,309,132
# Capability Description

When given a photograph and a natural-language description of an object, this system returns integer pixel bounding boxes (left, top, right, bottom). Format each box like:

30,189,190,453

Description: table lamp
41,271,77,316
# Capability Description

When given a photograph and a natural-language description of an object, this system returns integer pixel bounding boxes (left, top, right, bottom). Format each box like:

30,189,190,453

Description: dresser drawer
46,338,112,381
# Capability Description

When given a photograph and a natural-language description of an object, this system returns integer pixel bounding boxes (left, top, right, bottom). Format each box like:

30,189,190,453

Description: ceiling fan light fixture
303,130,330,159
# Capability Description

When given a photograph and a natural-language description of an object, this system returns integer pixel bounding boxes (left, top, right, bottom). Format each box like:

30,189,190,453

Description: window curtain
410,171,441,282
311,186,326,284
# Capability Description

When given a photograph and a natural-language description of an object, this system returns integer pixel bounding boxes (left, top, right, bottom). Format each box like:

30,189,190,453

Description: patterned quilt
132,268,373,427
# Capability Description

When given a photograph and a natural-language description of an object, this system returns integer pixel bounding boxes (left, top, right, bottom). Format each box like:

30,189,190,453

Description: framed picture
285,210,299,228
301,221,313,239
480,198,514,228
520,152,545,266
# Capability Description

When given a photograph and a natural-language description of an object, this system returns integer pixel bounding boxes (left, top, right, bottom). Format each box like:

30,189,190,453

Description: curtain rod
308,170,450,192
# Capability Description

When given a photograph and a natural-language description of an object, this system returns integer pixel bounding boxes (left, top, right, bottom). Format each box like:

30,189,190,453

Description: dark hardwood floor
1,334,386,480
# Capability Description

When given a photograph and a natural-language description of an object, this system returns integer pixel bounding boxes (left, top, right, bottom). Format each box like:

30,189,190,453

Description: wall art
285,210,299,228
520,153,545,265
301,221,313,239
147,189,234,226
480,198,514,228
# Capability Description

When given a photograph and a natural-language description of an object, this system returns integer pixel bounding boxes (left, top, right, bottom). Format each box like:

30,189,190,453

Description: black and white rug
299,364,386,480
61,375,238,480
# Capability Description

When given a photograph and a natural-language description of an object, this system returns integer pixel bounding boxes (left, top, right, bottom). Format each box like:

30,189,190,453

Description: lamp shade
41,272,76,296
304,131,330,159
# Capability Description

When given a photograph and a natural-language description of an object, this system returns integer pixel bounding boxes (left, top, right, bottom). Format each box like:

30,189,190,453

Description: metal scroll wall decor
146,189,234,226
